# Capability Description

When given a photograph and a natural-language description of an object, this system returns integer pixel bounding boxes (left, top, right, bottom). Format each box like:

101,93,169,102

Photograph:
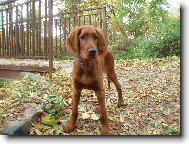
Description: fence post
102,5,107,40
48,0,54,72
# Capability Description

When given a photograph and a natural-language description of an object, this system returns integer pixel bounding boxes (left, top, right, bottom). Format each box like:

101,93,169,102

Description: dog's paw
101,125,112,135
63,122,75,133
117,99,126,107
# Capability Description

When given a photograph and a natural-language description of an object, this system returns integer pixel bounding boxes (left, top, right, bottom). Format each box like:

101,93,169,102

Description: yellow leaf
35,129,43,135
95,128,101,135
42,114,59,126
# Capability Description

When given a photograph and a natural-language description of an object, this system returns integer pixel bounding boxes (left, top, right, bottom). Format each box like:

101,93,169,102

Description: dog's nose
89,48,96,56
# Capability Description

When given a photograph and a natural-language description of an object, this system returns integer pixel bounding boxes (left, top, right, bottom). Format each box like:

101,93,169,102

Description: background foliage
54,0,180,59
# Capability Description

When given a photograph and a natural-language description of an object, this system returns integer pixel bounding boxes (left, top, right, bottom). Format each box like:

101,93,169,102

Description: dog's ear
96,28,108,56
66,26,81,56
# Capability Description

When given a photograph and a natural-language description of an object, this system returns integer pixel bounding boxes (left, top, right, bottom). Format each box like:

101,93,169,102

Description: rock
20,72,50,87
1,121,25,135
0,103,43,135
24,103,42,119
20,72,44,82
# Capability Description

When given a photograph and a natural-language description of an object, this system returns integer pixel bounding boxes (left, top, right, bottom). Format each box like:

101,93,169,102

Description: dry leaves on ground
0,57,180,135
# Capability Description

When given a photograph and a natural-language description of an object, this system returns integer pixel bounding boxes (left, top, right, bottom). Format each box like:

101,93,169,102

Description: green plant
112,43,147,60
44,93,64,114
138,17,180,58
0,80,10,88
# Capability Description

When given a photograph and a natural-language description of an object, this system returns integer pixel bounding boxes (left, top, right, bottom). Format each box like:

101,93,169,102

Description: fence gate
0,0,107,75
0,0,53,74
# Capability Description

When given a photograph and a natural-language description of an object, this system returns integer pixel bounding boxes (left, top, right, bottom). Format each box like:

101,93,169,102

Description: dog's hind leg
104,52,125,107
107,73,125,107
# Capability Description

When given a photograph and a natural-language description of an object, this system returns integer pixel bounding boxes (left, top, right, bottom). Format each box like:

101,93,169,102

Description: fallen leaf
108,116,115,121
163,126,175,135
161,114,174,124
35,129,43,135
90,113,99,120
82,112,90,119
42,114,59,126
38,125,51,130
120,114,124,122
95,128,101,135
0,92,7,100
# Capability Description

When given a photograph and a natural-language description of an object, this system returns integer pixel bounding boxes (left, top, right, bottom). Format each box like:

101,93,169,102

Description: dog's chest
80,72,93,85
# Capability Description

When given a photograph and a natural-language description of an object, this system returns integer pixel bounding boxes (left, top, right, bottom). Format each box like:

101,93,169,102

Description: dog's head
66,25,108,60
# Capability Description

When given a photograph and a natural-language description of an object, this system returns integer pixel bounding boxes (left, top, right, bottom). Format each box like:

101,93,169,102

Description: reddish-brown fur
64,25,125,135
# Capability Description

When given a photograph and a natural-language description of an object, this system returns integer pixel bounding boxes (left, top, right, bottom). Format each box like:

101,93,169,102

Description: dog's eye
80,35,86,39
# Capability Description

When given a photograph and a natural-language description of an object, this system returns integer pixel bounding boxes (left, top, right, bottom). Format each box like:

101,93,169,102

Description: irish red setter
64,25,125,135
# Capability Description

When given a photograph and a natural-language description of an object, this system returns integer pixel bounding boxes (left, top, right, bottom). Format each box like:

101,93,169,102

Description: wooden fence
0,0,107,71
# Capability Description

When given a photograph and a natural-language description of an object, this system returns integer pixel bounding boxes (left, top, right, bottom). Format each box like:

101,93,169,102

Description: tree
54,0,180,58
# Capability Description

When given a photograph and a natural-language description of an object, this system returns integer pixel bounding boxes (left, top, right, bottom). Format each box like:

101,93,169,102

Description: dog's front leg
95,88,111,135
64,88,81,133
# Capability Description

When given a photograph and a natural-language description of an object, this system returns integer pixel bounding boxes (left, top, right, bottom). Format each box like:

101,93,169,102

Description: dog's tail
107,76,111,91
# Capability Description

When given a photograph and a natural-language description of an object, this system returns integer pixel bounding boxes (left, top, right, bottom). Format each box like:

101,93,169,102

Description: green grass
0,80,10,88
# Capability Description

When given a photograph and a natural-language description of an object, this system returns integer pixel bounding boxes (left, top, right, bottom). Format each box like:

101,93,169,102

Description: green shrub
112,17,180,59
113,45,146,60
138,17,180,58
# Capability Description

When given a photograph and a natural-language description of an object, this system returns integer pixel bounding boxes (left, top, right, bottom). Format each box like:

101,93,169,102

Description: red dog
64,25,124,135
